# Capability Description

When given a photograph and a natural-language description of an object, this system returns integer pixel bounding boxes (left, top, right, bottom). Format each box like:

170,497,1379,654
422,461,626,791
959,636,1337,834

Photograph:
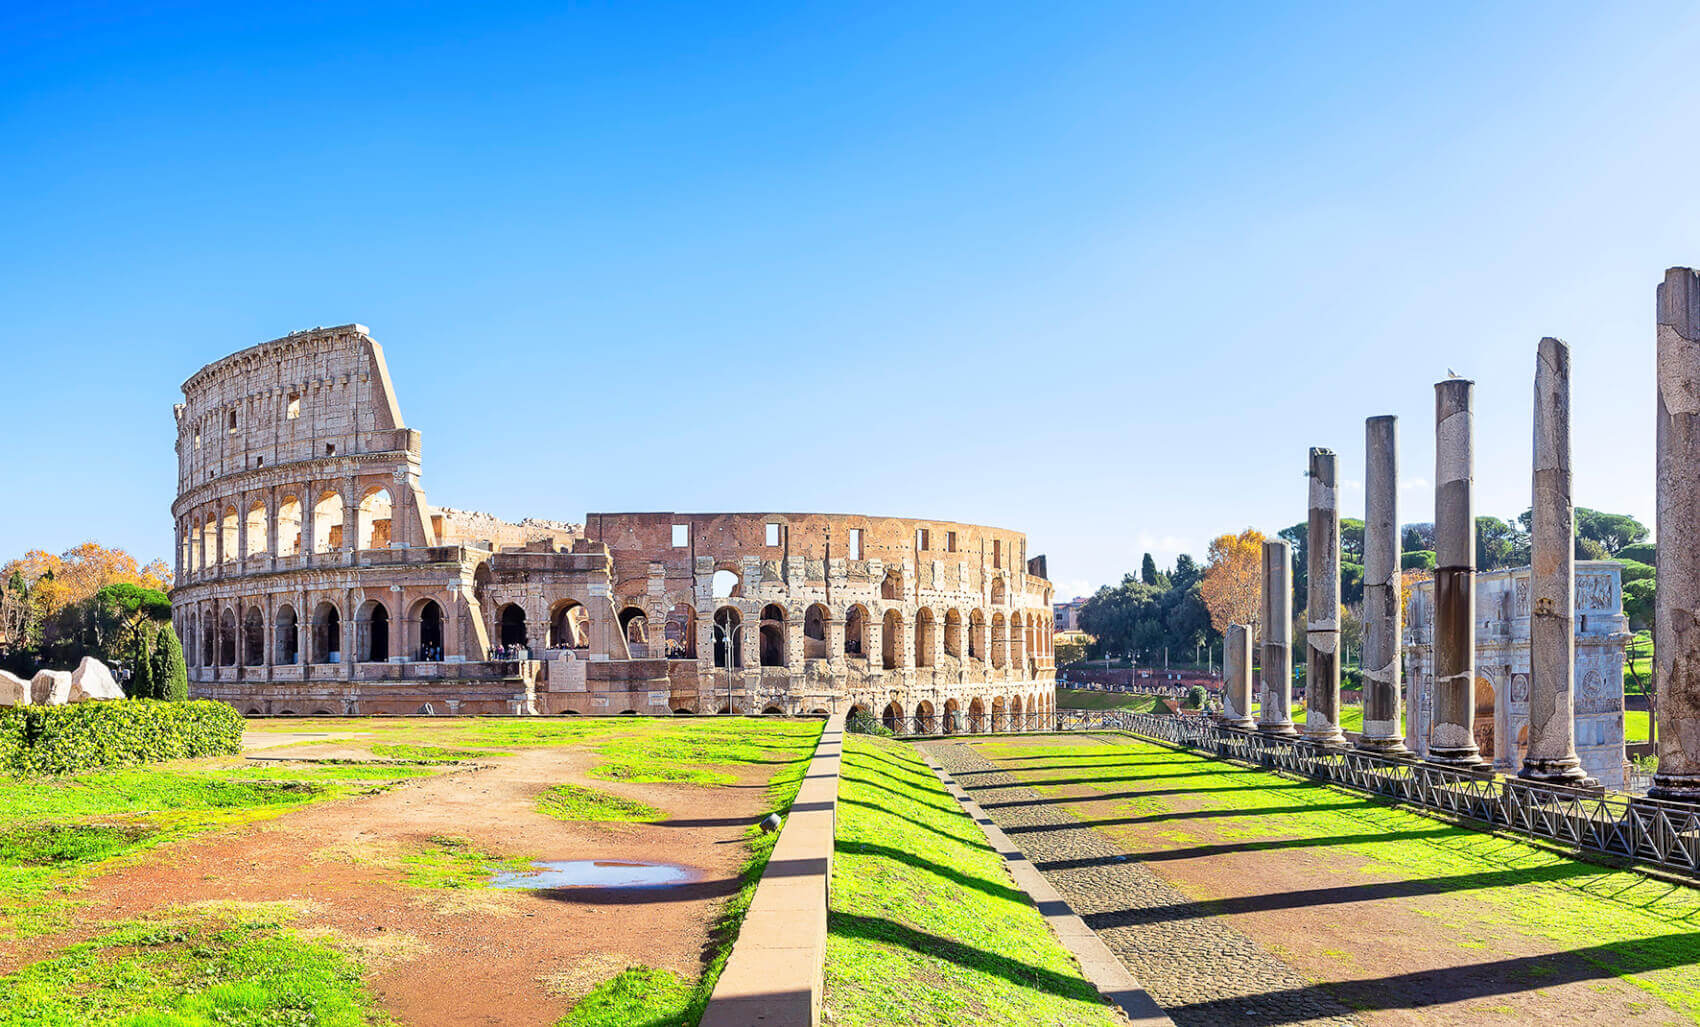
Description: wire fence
892,709,1700,880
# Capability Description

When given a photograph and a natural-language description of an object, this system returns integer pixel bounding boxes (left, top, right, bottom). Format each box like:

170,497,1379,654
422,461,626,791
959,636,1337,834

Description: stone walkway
923,739,1361,1027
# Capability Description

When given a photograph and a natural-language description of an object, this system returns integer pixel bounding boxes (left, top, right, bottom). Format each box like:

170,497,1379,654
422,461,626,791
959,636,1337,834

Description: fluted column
1521,338,1594,786
1304,448,1347,746
1430,378,1487,769
1358,415,1410,754
1221,623,1255,729
1258,540,1297,735
1653,268,1700,801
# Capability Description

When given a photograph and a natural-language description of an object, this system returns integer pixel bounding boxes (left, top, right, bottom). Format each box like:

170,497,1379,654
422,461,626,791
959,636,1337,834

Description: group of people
417,643,445,662
492,643,531,661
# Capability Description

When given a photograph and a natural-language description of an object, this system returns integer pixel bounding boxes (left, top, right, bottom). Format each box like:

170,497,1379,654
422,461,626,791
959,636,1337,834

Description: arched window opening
311,602,341,664
244,501,267,558
417,600,444,661
970,611,986,661
498,604,528,650
358,488,394,550
914,608,936,668
275,604,299,665
991,577,1007,605
1011,695,1024,731
802,604,829,660
844,606,867,657
881,569,903,601
882,701,902,733
218,608,236,666
992,613,1008,669
276,495,302,556
665,603,697,659
313,491,345,553
711,569,741,600
943,698,961,734
549,600,587,650
992,695,1007,732
882,609,902,670
359,602,390,662
713,607,742,668
221,508,239,564
242,607,264,666
618,607,648,647
200,611,214,667
759,604,786,667
913,699,935,735
944,609,963,658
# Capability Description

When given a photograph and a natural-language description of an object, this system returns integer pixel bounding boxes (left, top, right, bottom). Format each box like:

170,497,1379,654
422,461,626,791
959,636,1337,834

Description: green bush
0,700,243,776
846,709,894,737
1618,559,1656,584
1401,550,1437,570
1619,542,1657,566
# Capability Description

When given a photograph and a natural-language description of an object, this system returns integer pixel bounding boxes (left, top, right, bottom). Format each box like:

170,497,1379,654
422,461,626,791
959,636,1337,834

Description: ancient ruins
168,325,1057,721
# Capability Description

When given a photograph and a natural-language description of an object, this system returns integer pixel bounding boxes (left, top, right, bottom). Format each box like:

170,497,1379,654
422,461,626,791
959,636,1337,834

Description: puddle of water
490,859,701,890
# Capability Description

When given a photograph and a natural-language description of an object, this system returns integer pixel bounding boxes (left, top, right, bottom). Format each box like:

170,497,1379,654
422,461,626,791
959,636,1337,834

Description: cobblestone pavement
923,739,1361,1027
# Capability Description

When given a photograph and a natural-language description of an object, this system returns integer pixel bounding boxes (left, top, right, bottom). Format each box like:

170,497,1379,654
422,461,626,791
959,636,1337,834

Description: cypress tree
153,626,189,702
1140,552,1159,586
128,629,156,699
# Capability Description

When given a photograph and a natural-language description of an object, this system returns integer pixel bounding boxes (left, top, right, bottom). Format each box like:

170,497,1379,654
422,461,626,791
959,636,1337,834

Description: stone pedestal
1520,337,1594,786
1221,623,1255,730
1429,378,1487,770
1259,540,1297,736
1653,268,1700,802
1358,415,1410,755
1304,448,1347,747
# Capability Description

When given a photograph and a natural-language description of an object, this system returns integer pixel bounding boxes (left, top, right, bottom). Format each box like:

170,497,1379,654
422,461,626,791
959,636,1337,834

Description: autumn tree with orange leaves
0,542,175,680
1199,528,1265,640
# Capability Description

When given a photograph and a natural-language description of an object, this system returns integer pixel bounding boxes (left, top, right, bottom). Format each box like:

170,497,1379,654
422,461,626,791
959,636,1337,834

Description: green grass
365,743,510,763
398,834,533,889
824,734,1124,1027
1056,689,1164,712
978,735,1700,1022
558,966,694,1027
1627,709,1651,743
536,783,664,823
1291,703,1366,733
0,902,384,1026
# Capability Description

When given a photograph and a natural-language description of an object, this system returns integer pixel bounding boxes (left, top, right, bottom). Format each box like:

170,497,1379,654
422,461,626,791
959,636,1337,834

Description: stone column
1304,448,1347,746
1259,540,1297,735
1358,416,1411,755
1430,378,1487,769
1221,623,1255,729
1520,338,1594,785
1653,268,1700,801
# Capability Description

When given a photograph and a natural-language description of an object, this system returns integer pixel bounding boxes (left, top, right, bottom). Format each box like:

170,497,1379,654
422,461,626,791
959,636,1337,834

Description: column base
1517,756,1593,787
1426,748,1491,774
1647,772,1700,803
1258,721,1298,737
1355,736,1415,758
1302,726,1348,747
1218,716,1256,731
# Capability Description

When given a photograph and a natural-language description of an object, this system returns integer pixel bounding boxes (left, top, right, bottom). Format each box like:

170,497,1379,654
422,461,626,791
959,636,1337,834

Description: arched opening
882,701,902,733
416,599,444,660
199,610,213,667
201,516,217,569
276,495,302,556
713,607,742,668
498,604,528,649
244,501,267,558
992,695,1007,732
992,613,1008,669
882,609,903,670
218,607,236,666
803,603,829,660
944,609,963,659
1473,675,1496,763
711,569,742,600
881,569,903,601
762,705,785,716
968,697,986,733
991,577,1007,605
311,602,341,663
619,606,649,649
664,603,696,659
970,610,986,661
913,699,935,736
357,488,393,550
242,606,264,666
844,605,867,658
220,507,239,564
943,698,960,734
313,491,345,553
1011,695,1024,731
358,601,390,662
760,604,786,667
274,605,299,665
914,608,936,668
549,600,588,650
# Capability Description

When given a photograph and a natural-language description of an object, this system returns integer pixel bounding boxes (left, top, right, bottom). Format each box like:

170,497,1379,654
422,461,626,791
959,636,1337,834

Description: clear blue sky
3,2,1696,601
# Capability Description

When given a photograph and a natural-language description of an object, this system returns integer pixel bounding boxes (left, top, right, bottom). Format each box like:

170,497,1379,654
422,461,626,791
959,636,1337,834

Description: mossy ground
977,734,1700,1023
823,734,1123,1027
536,783,664,823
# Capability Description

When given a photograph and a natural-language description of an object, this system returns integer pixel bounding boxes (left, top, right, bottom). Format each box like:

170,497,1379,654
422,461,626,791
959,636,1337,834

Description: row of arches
180,485,397,575
184,596,447,668
858,692,1056,735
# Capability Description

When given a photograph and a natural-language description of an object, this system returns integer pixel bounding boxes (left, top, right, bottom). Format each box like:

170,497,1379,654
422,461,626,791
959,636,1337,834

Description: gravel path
923,738,1361,1027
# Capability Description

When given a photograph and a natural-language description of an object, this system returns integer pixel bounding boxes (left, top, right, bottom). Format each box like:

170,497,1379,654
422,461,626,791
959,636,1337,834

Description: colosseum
170,325,1057,728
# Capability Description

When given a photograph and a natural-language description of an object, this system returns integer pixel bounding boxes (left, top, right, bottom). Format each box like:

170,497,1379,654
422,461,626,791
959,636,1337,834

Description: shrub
1184,685,1207,709
0,700,243,775
846,709,894,737
1619,542,1658,566
1401,550,1437,570
154,627,189,702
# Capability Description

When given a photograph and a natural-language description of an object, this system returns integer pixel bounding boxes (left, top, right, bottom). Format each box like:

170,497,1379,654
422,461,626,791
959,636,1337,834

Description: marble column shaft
1430,378,1486,768
1304,448,1347,745
1653,268,1700,802
1358,415,1410,754
1259,540,1297,735
1221,623,1255,729
1521,337,1591,784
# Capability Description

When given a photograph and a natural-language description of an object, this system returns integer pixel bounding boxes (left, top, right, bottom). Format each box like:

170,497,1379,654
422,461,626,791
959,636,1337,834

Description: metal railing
893,709,1700,880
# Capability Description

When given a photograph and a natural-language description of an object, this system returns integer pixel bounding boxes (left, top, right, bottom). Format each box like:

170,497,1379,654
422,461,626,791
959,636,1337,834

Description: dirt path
964,734,1687,1027
21,748,776,1026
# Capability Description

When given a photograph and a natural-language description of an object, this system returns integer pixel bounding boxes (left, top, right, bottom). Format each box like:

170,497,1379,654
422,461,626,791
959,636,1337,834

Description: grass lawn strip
980,735,1700,1023
824,734,1125,1027
537,783,664,823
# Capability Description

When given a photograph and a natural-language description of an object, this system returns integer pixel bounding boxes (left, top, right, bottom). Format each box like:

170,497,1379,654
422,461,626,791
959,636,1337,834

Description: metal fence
894,709,1700,880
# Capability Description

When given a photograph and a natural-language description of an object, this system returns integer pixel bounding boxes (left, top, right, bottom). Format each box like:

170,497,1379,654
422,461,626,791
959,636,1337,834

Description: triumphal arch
170,325,1057,723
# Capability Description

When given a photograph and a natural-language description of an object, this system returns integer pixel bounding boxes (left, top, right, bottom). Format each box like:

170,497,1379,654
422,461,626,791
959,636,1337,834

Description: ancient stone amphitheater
170,325,1057,722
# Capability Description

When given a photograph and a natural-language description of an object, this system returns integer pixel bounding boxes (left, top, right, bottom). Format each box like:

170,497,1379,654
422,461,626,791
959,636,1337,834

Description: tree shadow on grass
834,841,1025,904
828,911,1101,1003
1028,825,1457,863
836,796,990,849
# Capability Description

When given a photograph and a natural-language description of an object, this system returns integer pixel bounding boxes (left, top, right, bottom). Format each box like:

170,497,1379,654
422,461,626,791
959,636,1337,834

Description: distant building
1053,596,1089,632
1404,562,1628,789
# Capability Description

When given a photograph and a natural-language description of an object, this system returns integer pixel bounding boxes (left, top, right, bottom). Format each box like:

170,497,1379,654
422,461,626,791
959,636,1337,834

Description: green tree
127,628,156,699
1341,518,1366,563
1403,523,1435,552
1402,550,1437,570
1576,536,1609,561
1623,578,1655,631
151,626,189,702
1619,542,1657,566
1171,554,1202,592
1475,516,1527,571
1141,553,1159,586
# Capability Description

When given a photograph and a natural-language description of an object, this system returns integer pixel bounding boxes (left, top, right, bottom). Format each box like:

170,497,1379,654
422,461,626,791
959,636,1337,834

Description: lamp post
720,620,746,715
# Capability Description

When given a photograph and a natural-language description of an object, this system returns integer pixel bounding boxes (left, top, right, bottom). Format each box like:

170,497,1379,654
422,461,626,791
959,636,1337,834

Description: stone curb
700,712,845,1027
919,742,1174,1027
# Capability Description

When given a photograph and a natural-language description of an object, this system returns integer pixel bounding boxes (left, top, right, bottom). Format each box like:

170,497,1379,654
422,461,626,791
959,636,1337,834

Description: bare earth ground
955,733,1691,1027
4,724,788,1026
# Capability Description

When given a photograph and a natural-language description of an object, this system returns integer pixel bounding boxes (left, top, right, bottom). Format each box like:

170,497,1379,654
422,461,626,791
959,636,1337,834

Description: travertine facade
1404,564,1629,789
170,326,1056,723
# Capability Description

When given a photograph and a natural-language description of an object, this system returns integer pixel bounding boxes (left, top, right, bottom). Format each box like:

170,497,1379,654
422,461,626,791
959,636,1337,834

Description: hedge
0,700,244,775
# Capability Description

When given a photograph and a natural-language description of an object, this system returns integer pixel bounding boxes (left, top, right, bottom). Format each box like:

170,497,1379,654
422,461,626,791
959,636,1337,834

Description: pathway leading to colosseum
923,733,1700,1027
